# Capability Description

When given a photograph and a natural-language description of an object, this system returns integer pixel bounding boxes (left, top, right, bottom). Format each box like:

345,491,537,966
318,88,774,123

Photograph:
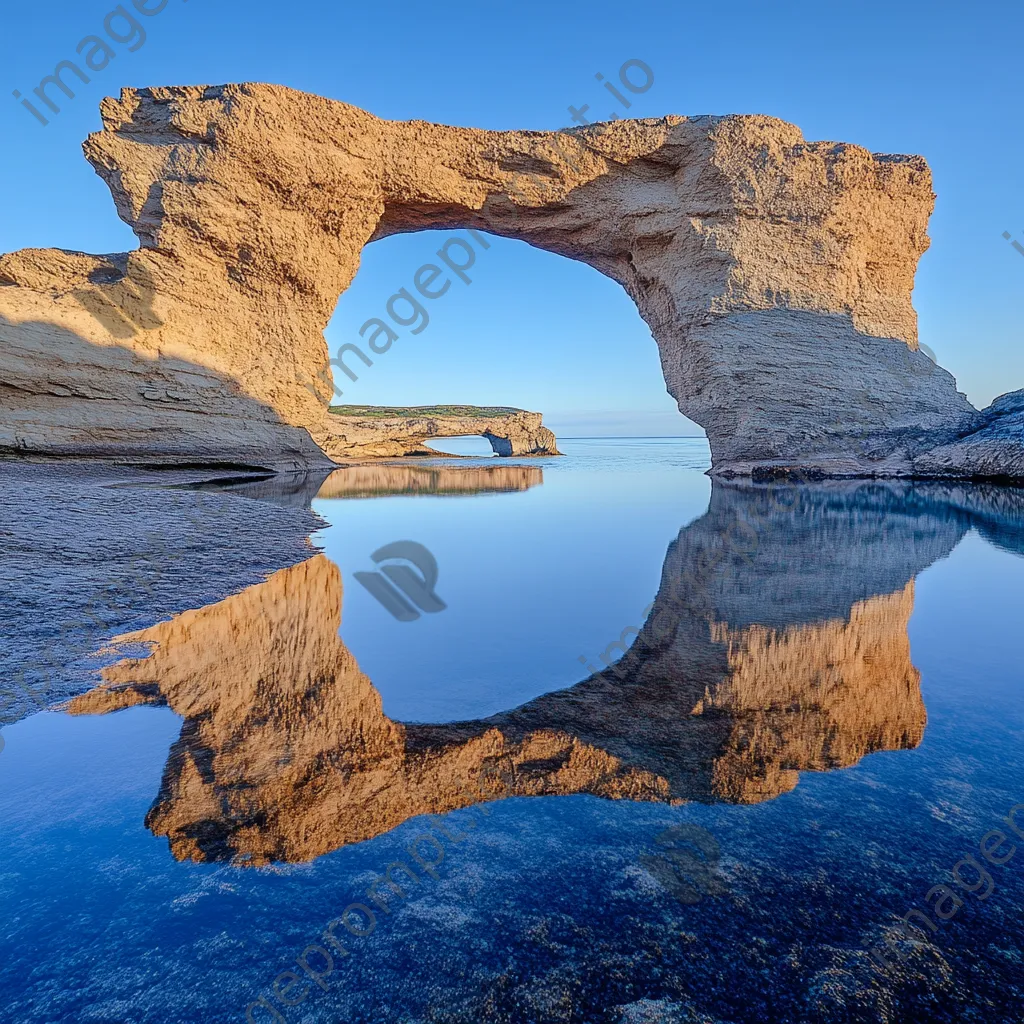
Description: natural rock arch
1,83,1020,476
321,406,560,458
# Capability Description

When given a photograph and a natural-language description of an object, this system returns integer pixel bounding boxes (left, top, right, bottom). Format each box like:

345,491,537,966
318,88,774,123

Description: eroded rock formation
322,406,559,458
1,84,1020,475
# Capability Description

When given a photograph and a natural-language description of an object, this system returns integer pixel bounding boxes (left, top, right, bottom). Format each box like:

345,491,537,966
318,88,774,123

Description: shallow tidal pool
1,439,1023,1024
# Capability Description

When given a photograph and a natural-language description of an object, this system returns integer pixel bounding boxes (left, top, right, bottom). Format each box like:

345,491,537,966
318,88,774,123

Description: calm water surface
1,439,1022,1024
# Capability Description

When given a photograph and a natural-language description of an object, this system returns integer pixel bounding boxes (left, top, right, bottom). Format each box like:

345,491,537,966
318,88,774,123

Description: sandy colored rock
0,83,1019,476
322,406,559,457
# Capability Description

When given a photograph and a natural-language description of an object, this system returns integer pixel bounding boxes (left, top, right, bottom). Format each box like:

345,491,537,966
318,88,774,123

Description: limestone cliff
2,83,1020,476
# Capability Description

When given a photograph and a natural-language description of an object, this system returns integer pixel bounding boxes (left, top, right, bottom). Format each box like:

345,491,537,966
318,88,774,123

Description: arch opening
422,437,498,457
319,227,696,459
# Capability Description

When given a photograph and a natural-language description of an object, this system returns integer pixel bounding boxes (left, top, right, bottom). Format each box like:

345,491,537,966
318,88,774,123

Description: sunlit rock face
66,480,1000,866
320,408,560,458
3,84,1019,476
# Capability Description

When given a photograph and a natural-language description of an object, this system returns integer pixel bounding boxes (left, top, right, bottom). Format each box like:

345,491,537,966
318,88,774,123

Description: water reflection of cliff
215,462,544,506
67,481,1024,864
316,463,543,499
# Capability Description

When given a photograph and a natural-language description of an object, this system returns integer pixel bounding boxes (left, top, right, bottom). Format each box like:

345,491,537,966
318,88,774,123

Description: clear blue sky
2,0,1022,436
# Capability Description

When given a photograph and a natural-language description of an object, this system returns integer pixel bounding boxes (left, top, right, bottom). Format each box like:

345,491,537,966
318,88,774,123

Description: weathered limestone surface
912,389,1024,480
0,82,1020,476
323,406,560,458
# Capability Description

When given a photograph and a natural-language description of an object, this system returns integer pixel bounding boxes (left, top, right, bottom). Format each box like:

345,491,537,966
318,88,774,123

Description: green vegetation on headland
328,405,524,419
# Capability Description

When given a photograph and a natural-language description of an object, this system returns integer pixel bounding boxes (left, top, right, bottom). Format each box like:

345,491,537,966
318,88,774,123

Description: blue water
1,439,1022,1024
315,438,712,721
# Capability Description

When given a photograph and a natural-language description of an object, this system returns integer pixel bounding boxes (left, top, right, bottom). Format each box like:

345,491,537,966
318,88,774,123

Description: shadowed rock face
63,479,1024,866
2,84,1019,476
913,389,1024,481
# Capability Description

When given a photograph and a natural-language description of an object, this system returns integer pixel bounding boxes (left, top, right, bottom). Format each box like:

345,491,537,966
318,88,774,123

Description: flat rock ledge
0,83,1020,478
323,406,560,458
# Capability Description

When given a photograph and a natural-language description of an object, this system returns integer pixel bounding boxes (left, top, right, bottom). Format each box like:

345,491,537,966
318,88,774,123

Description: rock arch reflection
67,480,1024,865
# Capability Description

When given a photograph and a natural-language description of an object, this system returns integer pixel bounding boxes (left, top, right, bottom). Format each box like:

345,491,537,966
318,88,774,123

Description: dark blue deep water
1,440,1022,1024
